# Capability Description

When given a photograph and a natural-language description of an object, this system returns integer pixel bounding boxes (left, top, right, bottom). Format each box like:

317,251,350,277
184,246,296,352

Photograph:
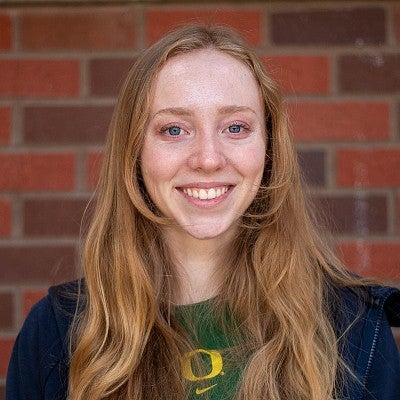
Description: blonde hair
68,25,363,400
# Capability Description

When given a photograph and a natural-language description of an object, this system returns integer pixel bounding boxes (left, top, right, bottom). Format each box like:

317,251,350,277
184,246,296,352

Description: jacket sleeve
6,295,69,400
363,293,400,400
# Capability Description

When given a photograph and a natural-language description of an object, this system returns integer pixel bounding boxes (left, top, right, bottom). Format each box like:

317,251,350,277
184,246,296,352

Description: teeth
199,189,207,200
208,188,216,199
182,186,229,200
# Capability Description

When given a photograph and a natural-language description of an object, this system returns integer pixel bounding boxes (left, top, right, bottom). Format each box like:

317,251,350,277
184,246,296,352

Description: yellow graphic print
182,349,224,396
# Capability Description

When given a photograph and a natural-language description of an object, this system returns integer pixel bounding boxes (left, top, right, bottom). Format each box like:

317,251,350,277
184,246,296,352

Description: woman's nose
187,132,227,172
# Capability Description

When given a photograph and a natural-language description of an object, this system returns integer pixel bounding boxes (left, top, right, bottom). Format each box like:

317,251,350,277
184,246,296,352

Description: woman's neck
163,228,234,305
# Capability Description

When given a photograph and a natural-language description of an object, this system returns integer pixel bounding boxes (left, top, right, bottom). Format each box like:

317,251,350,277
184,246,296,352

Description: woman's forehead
149,49,263,115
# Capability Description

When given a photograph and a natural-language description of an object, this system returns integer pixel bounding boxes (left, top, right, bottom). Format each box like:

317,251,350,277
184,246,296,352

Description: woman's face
141,49,266,241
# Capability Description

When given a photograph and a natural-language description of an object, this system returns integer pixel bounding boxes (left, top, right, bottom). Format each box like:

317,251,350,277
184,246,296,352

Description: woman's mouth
182,186,230,200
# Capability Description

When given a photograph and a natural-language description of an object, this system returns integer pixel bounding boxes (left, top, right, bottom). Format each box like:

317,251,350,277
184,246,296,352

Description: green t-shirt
174,298,246,400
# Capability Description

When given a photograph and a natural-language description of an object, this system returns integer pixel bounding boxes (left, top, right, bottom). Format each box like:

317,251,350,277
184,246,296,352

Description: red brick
0,60,79,97
297,150,326,187
86,151,104,190
146,8,262,45
24,105,113,144
337,149,400,188
24,198,88,236
0,14,12,50
262,55,329,94
20,8,137,50
339,241,400,280
289,103,389,141
0,153,75,191
317,195,387,235
398,196,400,233
0,292,14,329
398,104,400,135
23,289,47,316
0,245,76,284
0,107,11,145
271,8,385,46
89,58,134,96
0,338,14,377
397,8,400,44
339,55,400,94
0,199,11,237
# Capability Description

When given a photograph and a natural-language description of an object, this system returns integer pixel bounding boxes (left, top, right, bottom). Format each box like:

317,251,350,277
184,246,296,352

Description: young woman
7,25,400,400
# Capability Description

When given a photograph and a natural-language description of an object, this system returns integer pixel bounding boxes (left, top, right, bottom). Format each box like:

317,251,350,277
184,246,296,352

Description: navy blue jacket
6,282,400,399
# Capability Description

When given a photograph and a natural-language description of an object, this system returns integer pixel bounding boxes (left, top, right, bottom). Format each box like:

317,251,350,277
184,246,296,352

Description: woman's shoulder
29,279,82,337
16,279,82,359
333,283,400,399
334,283,400,327
368,284,400,326
6,280,82,399
47,279,84,318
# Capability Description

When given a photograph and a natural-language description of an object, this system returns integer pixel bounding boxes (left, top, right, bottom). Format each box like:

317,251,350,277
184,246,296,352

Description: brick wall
0,1,400,394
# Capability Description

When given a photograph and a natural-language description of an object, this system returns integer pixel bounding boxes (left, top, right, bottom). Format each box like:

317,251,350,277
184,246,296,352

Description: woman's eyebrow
152,105,256,118
217,105,257,115
153,107,192,118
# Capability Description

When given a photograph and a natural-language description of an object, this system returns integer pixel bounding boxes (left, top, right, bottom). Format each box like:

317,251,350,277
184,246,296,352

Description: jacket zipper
359,290,395,399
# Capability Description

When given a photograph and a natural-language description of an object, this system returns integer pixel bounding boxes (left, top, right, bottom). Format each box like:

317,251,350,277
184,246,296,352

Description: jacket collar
369,285,400,327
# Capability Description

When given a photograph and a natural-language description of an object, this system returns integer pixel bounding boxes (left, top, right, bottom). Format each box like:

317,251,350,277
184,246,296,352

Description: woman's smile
181,185,230,201
177,184,233,209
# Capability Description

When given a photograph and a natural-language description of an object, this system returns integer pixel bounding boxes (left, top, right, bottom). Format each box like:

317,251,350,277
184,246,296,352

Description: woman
7,25,400,400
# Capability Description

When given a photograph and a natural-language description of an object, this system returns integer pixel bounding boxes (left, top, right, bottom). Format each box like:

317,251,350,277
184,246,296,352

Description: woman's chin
178,222,238,242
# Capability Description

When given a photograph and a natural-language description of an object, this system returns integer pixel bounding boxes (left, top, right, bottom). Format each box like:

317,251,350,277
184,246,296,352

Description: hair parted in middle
68,24,361,400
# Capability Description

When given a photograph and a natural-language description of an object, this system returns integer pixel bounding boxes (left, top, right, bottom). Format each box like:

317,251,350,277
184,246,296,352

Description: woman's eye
228,124,243,134
162,126,183,136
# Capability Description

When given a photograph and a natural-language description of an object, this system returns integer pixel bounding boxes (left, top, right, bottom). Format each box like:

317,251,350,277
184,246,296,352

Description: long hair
68,25,363,400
